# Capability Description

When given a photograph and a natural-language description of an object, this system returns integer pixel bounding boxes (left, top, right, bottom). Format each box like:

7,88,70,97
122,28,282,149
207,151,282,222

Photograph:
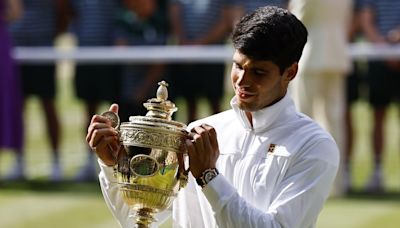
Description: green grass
318,192,400,228
0,181,118,228
348,102,400,191
1,35,399,227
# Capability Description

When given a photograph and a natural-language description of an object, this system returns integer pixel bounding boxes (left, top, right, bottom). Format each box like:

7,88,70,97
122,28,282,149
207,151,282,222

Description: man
114,0,168,122
358,0,400,193
344,0,366,193
87,6,339,227
167,0,231,123
67,0,121,182
230,0,288,21
0,0,23,180
8,0,66,181
288,0,352,197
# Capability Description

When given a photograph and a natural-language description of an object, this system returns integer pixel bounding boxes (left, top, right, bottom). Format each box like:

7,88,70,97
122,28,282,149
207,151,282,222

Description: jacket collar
231,92,297,133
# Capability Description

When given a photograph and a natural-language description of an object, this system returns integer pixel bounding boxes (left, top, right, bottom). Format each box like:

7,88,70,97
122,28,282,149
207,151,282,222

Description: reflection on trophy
103,81,188,228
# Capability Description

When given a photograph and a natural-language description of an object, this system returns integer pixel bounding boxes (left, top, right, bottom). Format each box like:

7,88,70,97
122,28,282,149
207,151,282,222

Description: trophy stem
134,208,156,228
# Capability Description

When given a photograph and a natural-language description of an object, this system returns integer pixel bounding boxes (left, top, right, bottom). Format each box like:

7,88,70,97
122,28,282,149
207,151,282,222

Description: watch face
197,168,219,187
204,170,217,183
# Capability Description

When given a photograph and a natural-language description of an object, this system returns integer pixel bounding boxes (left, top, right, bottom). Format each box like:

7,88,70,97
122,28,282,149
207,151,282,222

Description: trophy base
134,208,156,228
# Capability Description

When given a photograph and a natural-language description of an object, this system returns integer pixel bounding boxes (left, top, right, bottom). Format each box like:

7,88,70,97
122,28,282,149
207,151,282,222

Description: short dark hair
231,6,308,73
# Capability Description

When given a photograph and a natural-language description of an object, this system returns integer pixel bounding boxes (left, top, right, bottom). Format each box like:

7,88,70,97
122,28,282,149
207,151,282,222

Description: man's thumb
109,103,119,114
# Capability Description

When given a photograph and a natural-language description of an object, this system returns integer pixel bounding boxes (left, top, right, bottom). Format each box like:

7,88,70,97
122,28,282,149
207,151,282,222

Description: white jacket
99,93,339,228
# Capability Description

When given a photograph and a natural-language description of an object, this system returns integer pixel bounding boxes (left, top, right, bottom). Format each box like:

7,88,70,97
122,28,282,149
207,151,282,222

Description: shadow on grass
0,179,102,194
345,189,400,202
2,180,399,201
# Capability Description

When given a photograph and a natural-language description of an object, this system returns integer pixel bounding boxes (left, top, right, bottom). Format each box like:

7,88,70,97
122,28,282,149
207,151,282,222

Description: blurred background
0,0,399,227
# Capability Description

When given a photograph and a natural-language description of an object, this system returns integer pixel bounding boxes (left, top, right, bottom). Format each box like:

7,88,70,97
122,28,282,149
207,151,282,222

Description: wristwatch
196,168,219,188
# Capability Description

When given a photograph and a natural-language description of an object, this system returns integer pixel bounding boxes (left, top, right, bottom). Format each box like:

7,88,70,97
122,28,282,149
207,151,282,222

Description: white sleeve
202,139,339,228
98,159,172,228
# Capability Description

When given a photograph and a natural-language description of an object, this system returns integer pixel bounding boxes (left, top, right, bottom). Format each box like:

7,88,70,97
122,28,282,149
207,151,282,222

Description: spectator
289,0,353,196
67,0,121,182
344,0,367,193
359,0,400,193
8,0,65,181
0,0,23,180
230,0,288,25
115,0,169,121
167,0,232,123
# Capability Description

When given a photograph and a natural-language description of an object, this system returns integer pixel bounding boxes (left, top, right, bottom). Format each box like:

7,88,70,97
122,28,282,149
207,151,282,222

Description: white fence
12,43,400,64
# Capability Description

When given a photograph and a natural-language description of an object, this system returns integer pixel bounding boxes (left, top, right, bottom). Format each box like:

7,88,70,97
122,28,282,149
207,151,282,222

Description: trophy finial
156,81,169,101
143,81,177,120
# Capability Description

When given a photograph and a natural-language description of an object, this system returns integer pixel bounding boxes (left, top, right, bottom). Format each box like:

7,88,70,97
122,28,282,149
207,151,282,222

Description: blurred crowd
0,0,399,197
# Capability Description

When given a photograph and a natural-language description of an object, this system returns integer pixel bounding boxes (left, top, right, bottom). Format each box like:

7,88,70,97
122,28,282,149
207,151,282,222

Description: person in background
114,0,169,122
343,0,367,193
359,0,400,193
289,0,353,197
87,6,339,227
230,0,288,25
0,0,23,181
167,0,232,123
8,0,66,181
67,0,121,182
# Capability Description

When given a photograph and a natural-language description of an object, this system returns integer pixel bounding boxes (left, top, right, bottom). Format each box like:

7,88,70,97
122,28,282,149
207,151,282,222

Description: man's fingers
94,137,119,166
88,127,118,148
185,139,195,156
90,114,111,125
202,124,218,150
96,135,118,149
84,104,121,166
190,124,217,151
93,135,119,155
86,122,117,144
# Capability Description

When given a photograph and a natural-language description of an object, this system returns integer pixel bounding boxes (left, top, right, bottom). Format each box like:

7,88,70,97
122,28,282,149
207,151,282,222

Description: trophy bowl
106,81,188,228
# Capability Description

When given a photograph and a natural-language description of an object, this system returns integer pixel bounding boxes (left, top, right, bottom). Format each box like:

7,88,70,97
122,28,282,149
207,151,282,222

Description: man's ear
283,63,298,82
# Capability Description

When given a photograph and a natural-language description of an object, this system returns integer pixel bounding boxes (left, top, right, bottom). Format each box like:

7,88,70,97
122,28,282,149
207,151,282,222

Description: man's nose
235,70,250,87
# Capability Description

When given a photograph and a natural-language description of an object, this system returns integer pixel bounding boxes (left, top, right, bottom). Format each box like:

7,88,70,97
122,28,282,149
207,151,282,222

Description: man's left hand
186,124,219,179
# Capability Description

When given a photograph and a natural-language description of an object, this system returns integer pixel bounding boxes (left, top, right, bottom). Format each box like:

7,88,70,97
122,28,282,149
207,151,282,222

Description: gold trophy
103,81,188,228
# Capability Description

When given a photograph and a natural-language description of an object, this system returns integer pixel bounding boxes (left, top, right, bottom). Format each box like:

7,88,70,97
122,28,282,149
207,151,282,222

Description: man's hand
186,124,219,178
86,104,120,166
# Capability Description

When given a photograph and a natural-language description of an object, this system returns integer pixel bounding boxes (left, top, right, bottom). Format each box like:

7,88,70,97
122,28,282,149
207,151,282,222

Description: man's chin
237,101,257,112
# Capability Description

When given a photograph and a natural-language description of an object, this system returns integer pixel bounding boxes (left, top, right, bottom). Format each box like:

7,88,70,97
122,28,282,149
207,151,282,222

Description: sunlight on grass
0,188,119,228
351,102,400,191
318,197,400,228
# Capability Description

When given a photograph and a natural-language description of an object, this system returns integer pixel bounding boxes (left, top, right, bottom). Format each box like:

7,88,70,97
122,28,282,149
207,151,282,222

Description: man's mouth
236,89,256,99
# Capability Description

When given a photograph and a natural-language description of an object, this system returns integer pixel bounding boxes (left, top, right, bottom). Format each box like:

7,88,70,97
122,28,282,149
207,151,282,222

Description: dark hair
231,6,308,74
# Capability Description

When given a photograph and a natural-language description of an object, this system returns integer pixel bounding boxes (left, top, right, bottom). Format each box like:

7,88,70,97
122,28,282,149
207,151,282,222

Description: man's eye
253,69,265,75
233,63,242,70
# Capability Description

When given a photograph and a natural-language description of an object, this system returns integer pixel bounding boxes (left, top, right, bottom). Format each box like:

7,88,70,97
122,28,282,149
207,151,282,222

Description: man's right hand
86,104,121,166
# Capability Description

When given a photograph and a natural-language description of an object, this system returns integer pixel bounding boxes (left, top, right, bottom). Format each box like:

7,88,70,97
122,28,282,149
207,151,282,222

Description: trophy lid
142,81,177,120
119,81,187,152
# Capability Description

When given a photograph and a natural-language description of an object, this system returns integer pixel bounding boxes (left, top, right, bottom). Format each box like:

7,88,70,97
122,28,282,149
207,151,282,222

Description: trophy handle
177,152,189,189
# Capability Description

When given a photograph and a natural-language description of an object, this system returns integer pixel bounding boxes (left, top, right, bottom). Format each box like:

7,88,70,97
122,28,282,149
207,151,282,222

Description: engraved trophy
104,81,188,228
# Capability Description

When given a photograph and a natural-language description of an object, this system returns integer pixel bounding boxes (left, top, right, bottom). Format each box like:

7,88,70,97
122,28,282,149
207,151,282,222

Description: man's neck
245,111,253,127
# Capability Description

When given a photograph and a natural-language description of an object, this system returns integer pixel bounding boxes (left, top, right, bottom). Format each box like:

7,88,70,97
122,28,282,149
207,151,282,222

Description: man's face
230,50,296,112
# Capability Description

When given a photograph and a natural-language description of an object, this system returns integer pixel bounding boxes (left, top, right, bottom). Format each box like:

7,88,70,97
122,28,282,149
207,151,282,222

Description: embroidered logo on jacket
268,143,276,153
